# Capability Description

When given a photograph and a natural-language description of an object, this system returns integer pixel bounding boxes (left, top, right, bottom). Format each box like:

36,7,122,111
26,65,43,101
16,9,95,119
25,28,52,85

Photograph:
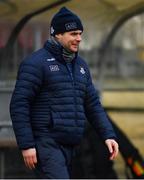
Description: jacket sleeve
84,69,116,141
10,59,43,150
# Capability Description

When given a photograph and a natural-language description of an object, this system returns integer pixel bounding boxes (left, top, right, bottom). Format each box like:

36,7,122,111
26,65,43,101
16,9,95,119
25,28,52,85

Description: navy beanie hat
50,7,83,36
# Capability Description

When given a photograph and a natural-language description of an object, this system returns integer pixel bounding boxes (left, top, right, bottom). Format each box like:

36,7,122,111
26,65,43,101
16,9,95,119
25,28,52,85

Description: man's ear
55,34,62,39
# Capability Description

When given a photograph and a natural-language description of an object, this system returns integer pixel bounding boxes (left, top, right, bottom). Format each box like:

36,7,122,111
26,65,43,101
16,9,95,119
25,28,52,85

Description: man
10,7,119,179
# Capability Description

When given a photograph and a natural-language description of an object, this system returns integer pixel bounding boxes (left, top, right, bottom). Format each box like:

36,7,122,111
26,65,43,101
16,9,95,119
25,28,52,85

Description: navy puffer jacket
10,40,116,149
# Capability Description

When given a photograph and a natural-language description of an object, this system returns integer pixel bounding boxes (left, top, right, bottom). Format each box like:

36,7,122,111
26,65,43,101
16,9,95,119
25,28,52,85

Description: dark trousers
34,137,74,179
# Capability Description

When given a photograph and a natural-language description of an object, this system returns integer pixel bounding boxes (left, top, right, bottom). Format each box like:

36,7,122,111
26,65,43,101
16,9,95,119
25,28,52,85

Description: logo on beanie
65,22,77,31
50,26,55,35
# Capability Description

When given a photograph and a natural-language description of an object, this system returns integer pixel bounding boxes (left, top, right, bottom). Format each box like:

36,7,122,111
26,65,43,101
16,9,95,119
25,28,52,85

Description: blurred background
0,0,144,178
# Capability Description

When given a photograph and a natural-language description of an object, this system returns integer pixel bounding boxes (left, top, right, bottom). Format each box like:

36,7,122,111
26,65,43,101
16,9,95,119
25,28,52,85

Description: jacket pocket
50,110,63,129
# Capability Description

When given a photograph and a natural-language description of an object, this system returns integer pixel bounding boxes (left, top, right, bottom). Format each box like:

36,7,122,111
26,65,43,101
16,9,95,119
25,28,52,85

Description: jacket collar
44,40,78,64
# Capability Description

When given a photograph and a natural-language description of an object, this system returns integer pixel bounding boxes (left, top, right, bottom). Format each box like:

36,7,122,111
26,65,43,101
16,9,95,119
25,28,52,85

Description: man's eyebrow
70,32,82,35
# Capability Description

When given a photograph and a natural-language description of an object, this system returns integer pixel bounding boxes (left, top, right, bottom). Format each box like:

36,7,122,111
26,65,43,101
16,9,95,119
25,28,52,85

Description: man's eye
71,33,76,36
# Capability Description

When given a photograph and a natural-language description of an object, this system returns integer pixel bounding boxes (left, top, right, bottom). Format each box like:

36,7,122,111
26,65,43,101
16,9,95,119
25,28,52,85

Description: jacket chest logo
49,65,59,72
47,58,55,62
80,67,85,74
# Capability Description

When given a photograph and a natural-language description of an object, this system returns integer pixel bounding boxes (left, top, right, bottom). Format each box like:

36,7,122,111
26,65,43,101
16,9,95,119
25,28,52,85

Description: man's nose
76,35,82,42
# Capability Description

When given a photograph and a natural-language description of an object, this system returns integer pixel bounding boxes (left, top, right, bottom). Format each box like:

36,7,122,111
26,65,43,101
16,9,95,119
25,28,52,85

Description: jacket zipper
65,63,78,126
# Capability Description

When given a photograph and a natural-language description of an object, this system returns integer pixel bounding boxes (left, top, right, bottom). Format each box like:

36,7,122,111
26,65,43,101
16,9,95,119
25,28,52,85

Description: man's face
55,30,82,53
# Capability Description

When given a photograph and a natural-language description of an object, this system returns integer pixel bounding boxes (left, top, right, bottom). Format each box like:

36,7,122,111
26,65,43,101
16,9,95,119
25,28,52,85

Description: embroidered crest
49,65,59,72
80,67,85,74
